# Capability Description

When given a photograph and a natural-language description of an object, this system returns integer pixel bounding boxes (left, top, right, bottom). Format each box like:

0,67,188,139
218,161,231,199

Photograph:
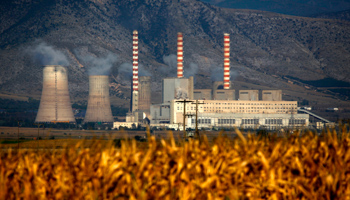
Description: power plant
35,65,76,123
84,75,114,123
33,31,324,130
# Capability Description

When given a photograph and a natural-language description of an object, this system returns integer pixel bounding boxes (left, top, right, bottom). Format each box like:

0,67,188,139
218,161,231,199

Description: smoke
117,62,151,81
160,54,177,77
161,54,198,78
26,42,69,66
118,63,133,80
210,64,238,81
75,51,118,75
184,63,198,78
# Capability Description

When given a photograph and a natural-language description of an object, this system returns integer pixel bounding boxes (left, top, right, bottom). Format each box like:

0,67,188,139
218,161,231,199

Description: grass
1,127,350,199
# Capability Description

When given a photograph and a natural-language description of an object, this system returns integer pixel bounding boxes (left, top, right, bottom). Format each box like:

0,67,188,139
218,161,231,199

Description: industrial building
84,75,114,123
148,32,309,130
114,31,311,131
35,65,76,123
169,99,308,130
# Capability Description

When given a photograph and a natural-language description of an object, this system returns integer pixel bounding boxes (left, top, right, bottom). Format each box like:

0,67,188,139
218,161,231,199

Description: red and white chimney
177,32,184,78
223,33,230,89
133,30,139,92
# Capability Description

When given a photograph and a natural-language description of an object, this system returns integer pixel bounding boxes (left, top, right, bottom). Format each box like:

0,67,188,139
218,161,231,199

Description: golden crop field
1,128,350,199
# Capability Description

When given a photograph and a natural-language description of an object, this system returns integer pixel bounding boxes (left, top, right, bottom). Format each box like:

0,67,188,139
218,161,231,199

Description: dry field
1,128,350,199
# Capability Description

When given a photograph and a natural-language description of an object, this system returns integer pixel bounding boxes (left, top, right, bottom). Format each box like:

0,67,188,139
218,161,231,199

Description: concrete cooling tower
35,65,76,123
84,75,114,123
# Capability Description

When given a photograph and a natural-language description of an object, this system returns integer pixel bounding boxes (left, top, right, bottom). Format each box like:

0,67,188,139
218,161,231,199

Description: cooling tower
35,65,76,123
84,75,114,123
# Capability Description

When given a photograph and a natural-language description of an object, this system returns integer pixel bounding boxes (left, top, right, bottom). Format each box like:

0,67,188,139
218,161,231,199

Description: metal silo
84,75,114,123
35,65,76,123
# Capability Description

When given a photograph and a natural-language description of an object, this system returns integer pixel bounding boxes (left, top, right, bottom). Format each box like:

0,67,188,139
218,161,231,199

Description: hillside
311,9,350,21
0,0,350,109
200,0,350,16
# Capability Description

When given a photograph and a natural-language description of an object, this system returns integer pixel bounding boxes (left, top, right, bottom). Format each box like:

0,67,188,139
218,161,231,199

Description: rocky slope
0,0,350,107
200,0,350,16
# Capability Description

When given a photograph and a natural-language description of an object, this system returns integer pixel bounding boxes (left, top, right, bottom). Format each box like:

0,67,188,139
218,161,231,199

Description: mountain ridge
0,0,349,108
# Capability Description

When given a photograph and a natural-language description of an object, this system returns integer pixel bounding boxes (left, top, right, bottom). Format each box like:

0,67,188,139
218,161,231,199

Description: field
1,127,350,199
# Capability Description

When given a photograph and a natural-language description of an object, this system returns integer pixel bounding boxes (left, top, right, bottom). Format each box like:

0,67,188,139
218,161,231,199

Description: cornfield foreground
1,129,350,199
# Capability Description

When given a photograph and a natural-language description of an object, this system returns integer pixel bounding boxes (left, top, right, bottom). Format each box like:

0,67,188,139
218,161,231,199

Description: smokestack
133,30,139,92
84,75,114,123
224,33,230,89
35,65,75,123
132,30,139,112
177,32,183,78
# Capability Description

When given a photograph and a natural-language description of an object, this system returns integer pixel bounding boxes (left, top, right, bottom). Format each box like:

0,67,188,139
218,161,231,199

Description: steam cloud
161,54,177,77
27,42,69,66
184,63,198,78
161,54,198,78
210,64,238,81
117,62,151,81
75,51,118,75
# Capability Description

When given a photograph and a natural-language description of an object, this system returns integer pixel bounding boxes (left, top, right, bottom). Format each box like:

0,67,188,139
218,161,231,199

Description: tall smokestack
35,65,75,123
132,30,139,112
177,32,183,78
84,75,114,123
224,33,230,89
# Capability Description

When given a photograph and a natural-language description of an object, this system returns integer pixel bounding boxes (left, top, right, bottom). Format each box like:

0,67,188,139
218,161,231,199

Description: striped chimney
223,33,230,89
177,32,183,78
133,30,139,92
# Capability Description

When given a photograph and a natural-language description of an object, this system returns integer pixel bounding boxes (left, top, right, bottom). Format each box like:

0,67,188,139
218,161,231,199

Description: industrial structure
177,32,184,78
113,31,314,131
113,30,152,129
138,76,151,115
84,75,114,123
35,65,76,123
131,30,139,112
147,33,309,130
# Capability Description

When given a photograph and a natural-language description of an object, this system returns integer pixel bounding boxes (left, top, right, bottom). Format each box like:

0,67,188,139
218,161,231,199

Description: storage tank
84,75,114,123
35,65,75,123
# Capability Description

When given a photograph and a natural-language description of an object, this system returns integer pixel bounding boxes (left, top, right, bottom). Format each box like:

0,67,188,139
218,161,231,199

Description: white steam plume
210,64,238,81
26,42,69,66
117,62,151,80
75,51,118,75
160,54,177,77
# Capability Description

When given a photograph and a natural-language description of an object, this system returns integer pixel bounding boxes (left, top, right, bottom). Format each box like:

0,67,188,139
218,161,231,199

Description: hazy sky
200,0,350,16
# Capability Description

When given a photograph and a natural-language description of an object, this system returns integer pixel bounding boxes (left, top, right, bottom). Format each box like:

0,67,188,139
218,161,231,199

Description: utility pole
176,99,194,138
191,100,205,139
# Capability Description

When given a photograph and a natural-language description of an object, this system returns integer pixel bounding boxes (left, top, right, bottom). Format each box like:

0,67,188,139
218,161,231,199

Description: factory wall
84,75,114,123
150,103,171,124
213,89,235,100
184,113,309,130
262,90,282,101
193,89,212,100
35,65,75,123
162,77,194,103
239,90,259,101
